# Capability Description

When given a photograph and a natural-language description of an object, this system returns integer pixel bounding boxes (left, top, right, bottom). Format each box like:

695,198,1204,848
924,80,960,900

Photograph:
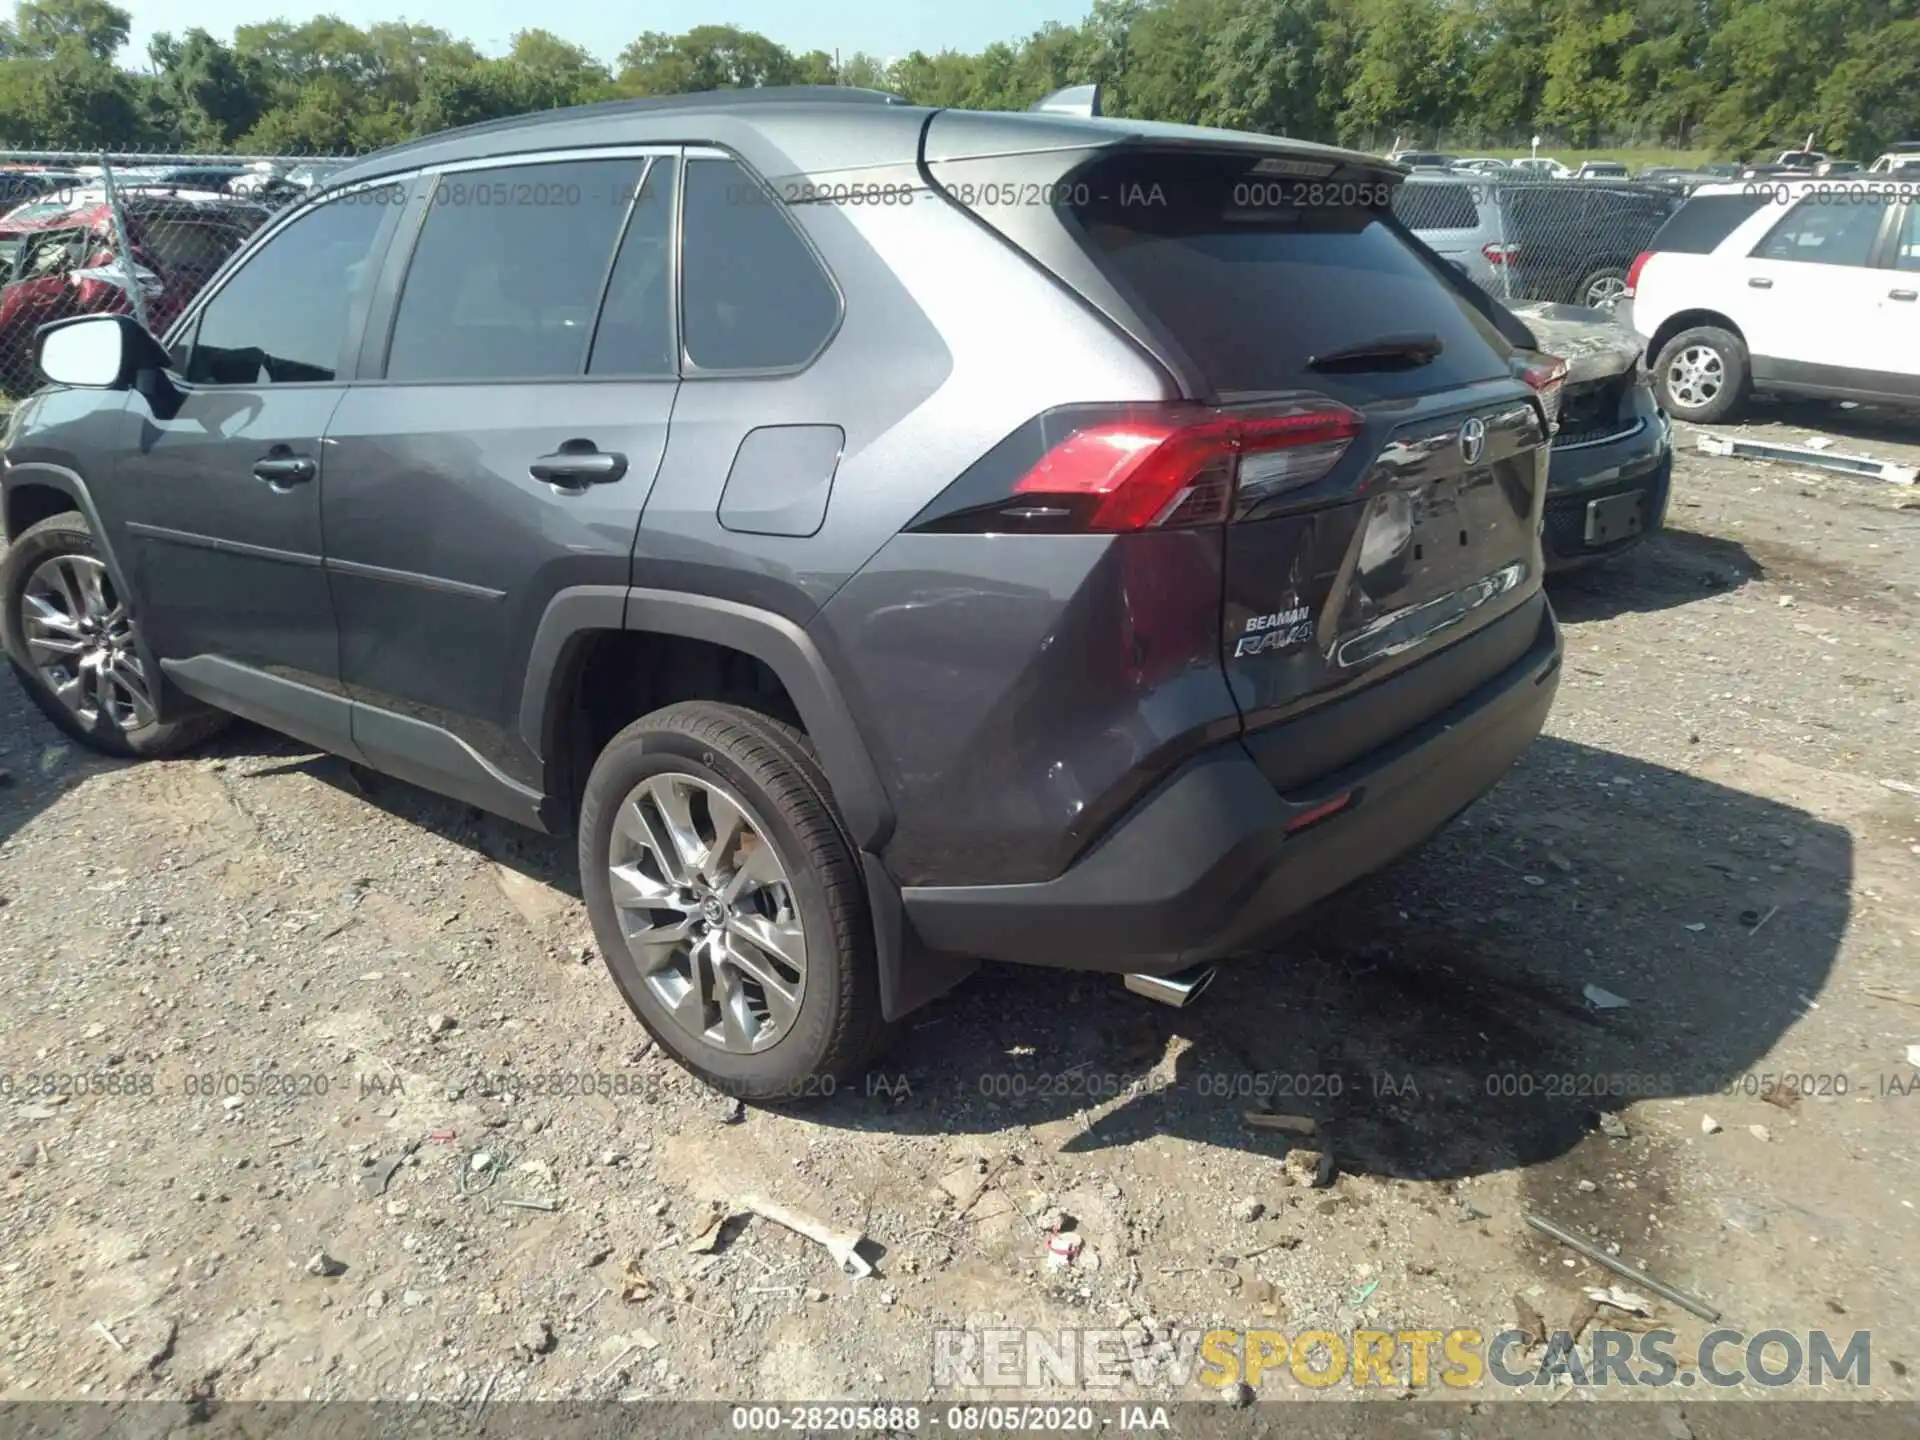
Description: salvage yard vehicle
1,88,1565,1095
1508,301,1672,569
1395,175,1681,309
1620,177,1920,422
0,194,267,394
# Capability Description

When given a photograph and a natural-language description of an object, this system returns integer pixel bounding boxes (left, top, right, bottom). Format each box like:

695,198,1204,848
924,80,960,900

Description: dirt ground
3,397,1919,1417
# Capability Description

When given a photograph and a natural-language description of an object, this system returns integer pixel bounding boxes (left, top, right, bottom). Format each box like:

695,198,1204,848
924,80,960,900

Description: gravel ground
3,402,1919,1411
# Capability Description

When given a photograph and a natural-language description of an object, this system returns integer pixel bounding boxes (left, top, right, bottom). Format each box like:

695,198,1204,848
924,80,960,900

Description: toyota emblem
1459,417,1487,466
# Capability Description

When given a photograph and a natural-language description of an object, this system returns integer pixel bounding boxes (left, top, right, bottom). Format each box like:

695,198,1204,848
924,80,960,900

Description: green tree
0,0,129,62
1107,0,1232,124
1340,0,1469,146
616,25,798,95
0,35,146,145
839,51,890,89
150,27,268,147
1538,0,1638,145
1815,15,1920,158
1201,0,1335,139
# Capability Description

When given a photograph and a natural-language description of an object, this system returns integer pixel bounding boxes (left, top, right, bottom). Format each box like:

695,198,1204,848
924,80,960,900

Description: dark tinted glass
588,157,676,377
1393,182,1479,231
1752,197,1887,267
386,159,643,382
1647,194,1767,254
145,221,247,274
186,189,395,385
681,157,839,371
1070,153,1511,400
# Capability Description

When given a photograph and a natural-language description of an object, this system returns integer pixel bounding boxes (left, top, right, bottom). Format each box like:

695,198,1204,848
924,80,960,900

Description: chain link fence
1391,174,1685,315
0,150,356,398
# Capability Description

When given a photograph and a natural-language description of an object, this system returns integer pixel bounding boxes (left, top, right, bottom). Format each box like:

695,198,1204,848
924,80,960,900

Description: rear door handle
252,454,316,487
530,445,627,487
1891,289,1918,302
1748,277,1773,289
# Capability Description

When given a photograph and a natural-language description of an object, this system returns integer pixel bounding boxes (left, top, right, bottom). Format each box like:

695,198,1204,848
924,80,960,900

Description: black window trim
367,145,683,388
161,173,413,392
678,143,846,381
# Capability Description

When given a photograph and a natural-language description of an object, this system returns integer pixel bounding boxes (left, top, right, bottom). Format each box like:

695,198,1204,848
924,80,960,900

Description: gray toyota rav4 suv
0,88,1565,1096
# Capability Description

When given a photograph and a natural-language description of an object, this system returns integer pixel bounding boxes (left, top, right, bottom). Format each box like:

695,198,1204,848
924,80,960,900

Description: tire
1652,325,1750,424
578,700,892,1100
1,511,225,757
1574,266,1628,311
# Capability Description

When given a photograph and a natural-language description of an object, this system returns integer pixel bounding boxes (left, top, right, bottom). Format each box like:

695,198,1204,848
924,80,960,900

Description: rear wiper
1308,332,1444,373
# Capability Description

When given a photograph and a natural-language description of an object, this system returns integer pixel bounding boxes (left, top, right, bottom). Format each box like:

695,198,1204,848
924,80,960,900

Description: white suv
1621,179,1919,422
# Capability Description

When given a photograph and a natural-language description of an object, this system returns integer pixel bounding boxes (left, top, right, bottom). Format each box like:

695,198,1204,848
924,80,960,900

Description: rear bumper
901,601,1563,973
1543,388,1673,570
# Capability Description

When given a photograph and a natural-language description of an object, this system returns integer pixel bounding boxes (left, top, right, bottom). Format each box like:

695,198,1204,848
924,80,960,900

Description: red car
0,195,267,394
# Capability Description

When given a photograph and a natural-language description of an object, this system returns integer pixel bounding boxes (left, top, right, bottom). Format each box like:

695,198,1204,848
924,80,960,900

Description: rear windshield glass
1068,153,1511,400
1648,193,1768,254
1393,182,1480,231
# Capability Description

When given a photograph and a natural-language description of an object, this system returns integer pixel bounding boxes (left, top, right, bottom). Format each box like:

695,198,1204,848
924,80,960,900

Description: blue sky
115,1,1095,64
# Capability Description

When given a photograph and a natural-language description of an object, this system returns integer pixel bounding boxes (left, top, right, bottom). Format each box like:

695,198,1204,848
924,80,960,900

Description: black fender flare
518,584,894,852
2,461,135,602
518,584,977,1019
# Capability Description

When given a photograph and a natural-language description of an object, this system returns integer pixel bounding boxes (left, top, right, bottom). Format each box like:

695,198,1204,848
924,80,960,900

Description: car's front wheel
578,701,892,1099
1652,325,1751,424
1,511,223,757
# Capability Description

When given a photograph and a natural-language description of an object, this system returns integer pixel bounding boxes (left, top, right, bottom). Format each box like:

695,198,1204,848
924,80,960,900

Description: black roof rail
341,86,914,171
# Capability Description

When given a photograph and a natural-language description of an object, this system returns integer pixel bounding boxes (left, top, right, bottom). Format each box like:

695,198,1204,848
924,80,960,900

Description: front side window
184,187,397,385
1751,198,1887,268
680,157,839,372
384,158,644,382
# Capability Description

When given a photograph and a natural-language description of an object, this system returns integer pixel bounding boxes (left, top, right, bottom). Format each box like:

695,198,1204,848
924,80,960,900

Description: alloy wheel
607,772,807,1054
1666,344,1725,410
20,553,155,731
1584,274,1628,309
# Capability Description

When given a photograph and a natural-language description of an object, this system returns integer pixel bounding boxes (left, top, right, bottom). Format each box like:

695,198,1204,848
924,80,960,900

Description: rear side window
1649,193,1768,253
588,157,676,377
1068,153,1511,400
1751,197,1887,267
680,157,839,371
386,158,644,382
1393,183,1479,231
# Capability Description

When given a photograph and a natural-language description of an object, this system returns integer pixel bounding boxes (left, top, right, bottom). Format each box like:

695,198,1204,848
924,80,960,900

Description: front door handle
252,454,316,488
1748,276,1773,289
530,442,627,488
1891,288,1918,302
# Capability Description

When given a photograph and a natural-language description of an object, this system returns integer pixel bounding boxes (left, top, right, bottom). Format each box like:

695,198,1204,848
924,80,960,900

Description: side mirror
35,313,170,391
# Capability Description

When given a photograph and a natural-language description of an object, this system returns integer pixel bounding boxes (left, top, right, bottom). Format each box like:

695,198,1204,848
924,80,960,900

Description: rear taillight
1623,249,1653,297
910,399,1364,535
1516,354,1570,427
1482,242,1519,265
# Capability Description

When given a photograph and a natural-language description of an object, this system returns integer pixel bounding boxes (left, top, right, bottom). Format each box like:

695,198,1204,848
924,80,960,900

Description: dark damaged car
1509,300,1673,569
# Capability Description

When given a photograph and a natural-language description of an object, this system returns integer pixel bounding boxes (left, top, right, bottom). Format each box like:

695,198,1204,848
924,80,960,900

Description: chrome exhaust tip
1123,964,1218,1008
